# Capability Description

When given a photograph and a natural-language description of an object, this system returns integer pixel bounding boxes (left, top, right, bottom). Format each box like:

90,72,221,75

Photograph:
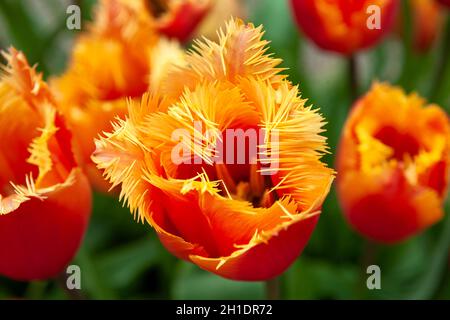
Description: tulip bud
290,0,399,55
337,83,449,243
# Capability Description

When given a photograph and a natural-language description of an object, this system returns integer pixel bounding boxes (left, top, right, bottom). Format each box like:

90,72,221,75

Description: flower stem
348,54,358,103
357,240,378,298
24,281,47,300
265,277,281,300
431,16,450,102
56,272,85,300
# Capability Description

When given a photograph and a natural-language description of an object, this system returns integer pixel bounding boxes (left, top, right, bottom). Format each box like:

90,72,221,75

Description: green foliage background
0,0,449,300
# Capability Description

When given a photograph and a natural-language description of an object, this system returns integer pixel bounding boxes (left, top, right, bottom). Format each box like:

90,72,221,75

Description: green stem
431,16,450,103
56,272,85,300
24,281,47,300
357,240,378,298
349,54,358,103
265,277,280,300
409,205,450,299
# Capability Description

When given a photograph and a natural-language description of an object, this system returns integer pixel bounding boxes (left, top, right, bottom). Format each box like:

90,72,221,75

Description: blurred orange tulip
195,0,247,40
337,83,449,244
0,48,92,281
290,0,399,55
411,0,444,52
52,0,186,192
93,19,334,281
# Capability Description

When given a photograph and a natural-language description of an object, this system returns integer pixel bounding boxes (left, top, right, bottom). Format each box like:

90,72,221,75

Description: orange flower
92,19,334,281
52,0,186,192
290,0,399,55
411,0,444,52
0,48,92,281
337,83,449,244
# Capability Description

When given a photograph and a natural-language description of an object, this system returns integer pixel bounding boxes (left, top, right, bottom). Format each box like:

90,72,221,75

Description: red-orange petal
156,0,211,42
0,169,91,280
0,48,92,280
189,215,319,281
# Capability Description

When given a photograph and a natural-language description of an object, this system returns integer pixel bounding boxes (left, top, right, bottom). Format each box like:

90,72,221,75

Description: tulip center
374,126,420,160
214,163,278,208
173,124,280,208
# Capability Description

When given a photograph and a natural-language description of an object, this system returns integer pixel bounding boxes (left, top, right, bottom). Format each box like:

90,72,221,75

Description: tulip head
337,83,449,244
150,0,211,42
411,0,444,52
93,19,334,281
0,49,92,281
290,0,399,55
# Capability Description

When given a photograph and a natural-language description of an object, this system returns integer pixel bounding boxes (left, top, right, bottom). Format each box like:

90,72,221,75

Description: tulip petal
0,169,91,280
161,19,285,99
189,213,319,281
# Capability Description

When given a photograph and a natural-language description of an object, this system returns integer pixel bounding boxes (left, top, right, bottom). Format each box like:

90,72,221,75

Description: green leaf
74,247,118,299
408,201,450,299
172,262,264,300
283,257,359,299
96,237,161,290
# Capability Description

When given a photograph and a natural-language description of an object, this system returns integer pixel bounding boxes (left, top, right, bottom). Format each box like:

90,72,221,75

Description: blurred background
0,0,449,299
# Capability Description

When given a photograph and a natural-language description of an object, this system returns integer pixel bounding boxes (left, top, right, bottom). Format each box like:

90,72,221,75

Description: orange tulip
52,0,186,192
290,0,399,55
411,0,444,52
0,48,92,281
92,19,334,281
337,83,449,244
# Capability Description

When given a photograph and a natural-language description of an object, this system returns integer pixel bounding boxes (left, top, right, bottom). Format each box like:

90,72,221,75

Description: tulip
150,0,212,42
411,0,444,52
290,0,399,55
438,0,450,7
92,19,335,281
0,49,92,281
337,83,449,244
52,0,186,192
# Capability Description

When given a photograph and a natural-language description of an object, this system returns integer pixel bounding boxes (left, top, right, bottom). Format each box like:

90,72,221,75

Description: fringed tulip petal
160,19,286,99
189,214,319,281
0,49,91,281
